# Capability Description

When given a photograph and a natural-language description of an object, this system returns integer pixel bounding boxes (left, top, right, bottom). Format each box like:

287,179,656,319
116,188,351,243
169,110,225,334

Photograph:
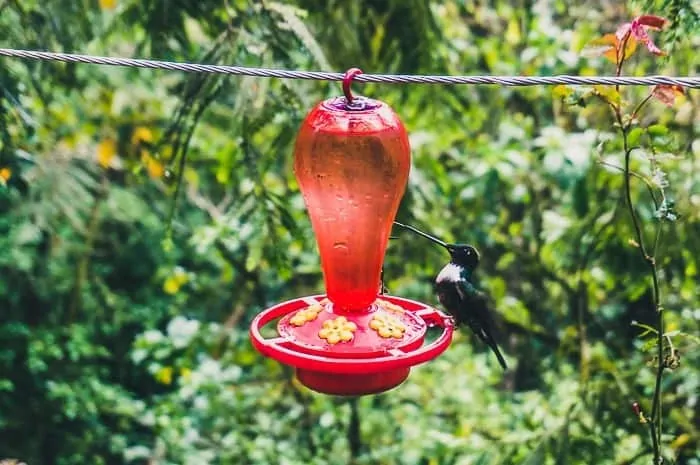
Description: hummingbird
393,221,508,370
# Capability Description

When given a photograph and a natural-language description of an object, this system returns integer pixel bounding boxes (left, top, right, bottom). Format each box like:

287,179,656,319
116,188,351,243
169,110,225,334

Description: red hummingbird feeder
250,69,454,396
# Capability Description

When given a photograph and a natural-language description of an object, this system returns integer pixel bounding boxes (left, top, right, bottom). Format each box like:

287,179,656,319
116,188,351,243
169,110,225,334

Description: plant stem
631,94,654,123
619,127,649,259
614,106,665,464
615,33,631,94
597,159,660,209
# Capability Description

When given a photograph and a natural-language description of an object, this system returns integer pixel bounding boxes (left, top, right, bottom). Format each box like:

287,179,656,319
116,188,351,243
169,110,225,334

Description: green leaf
632,321,659,335
627,127,644,147
553,85,574,98
573,176,589,218
245,240,264,272
647,124,668,137
593,85,621,105
640,338,658,352
13,222,42,246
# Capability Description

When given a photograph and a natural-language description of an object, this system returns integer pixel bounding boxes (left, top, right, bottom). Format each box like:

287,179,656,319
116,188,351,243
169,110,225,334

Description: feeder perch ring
250,294,454,396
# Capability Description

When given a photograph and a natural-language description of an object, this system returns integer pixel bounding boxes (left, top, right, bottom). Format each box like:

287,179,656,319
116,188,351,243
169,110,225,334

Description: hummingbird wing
435,280,465,325
455,280,509,371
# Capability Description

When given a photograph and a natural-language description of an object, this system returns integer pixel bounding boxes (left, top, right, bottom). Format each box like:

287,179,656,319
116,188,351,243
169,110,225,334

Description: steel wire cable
0,48,698,88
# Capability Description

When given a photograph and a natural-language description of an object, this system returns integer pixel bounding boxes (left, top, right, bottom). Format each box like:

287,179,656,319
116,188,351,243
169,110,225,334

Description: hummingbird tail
491,344,508,371
474,323,509,371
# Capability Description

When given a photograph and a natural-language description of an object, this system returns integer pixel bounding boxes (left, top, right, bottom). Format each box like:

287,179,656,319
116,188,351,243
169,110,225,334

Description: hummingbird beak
393,221,449,248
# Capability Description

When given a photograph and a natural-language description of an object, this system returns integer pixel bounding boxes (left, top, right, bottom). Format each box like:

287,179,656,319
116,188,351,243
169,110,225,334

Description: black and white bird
394,221,508,370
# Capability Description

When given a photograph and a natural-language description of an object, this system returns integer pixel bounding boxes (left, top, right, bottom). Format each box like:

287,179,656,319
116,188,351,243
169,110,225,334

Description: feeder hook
342,67,363,107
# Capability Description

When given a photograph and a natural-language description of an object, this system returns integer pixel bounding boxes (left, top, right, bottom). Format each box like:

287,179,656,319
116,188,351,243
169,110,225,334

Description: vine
561,15,686,464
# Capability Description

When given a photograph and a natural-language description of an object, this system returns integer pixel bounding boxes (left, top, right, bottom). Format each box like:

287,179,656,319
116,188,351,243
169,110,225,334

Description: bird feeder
250,70,454,396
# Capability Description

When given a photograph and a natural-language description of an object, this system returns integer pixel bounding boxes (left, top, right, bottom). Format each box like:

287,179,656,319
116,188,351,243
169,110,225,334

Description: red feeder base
250,294,454,396
297,368,410,396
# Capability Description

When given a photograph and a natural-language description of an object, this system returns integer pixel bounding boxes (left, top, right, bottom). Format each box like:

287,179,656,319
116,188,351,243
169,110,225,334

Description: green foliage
1,1,698,464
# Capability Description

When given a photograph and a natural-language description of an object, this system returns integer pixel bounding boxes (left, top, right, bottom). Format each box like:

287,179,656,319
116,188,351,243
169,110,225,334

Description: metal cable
0,48,698,88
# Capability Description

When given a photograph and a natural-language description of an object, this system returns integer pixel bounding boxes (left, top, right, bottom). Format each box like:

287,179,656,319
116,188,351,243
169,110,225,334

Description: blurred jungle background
1,0,698,464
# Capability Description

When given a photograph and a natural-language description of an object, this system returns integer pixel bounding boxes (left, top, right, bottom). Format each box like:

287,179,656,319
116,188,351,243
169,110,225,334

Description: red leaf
631,24,663,55
636,15,669,30
616,22,632,42
652,85,685,107
629,15,669,55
